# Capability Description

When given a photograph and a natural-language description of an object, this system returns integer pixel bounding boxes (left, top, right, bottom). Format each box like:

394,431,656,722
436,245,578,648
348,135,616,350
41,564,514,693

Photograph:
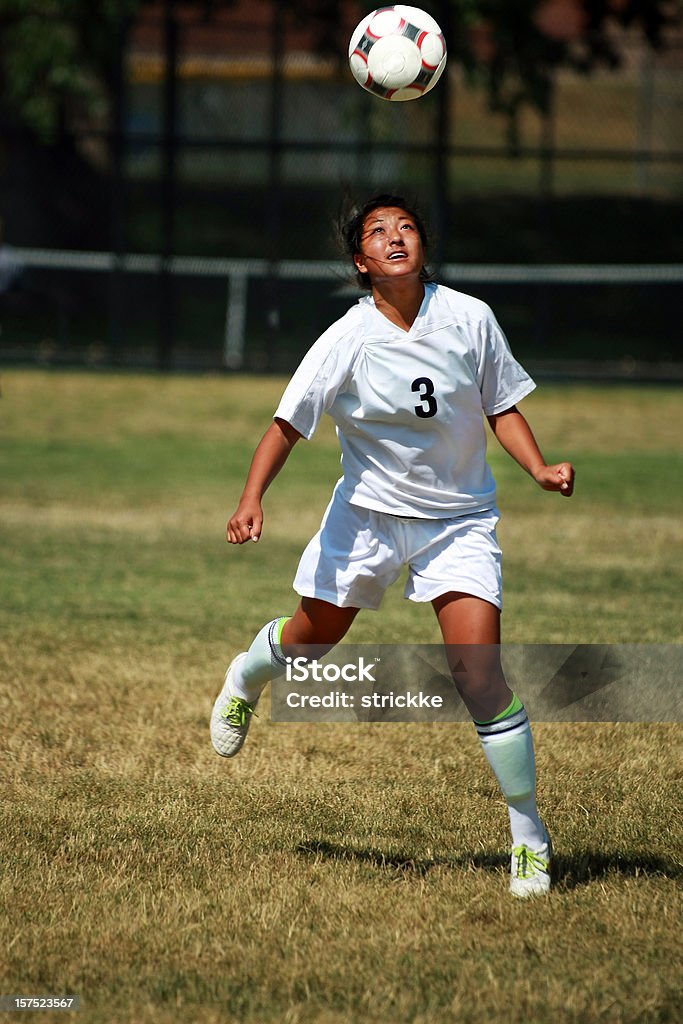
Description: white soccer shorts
293,488,502,611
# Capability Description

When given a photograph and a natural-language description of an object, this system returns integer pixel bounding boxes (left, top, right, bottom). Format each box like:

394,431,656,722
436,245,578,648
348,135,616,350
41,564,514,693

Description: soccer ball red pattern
348,5,447,102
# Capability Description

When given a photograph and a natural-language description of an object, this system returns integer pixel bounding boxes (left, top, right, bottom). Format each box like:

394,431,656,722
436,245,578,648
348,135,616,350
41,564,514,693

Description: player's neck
372,280,425,332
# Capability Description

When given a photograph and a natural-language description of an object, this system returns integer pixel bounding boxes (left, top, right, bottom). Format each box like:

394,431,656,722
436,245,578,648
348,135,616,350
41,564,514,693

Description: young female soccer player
211,194,574,897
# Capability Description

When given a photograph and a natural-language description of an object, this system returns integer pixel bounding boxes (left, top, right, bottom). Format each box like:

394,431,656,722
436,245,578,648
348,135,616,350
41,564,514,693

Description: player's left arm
487,405,575,497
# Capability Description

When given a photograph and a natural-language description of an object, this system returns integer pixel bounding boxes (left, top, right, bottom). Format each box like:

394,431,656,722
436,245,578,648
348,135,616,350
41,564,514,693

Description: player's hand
533,462,575,497
226,498,263,544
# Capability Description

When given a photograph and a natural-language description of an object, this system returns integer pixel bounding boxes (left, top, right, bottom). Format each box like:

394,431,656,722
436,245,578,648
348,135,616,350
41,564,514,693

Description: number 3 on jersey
411,377,438,418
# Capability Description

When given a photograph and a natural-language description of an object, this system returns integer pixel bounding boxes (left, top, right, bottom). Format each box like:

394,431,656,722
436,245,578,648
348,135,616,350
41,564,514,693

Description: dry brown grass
1,371,681,1022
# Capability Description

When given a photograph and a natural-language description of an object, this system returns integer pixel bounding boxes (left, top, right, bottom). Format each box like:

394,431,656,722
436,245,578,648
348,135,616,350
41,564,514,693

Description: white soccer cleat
210,653,256,758
509,834,552,898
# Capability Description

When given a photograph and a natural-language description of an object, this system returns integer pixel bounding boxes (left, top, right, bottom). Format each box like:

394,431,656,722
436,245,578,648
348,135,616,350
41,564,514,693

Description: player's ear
354,253,368,275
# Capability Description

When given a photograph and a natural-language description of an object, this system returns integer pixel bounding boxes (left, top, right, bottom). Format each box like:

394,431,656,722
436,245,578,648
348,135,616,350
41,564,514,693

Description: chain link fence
0,2,681,373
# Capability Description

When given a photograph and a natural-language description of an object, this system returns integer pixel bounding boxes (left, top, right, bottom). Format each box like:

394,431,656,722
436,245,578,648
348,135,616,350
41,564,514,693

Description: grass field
1,370,681,1024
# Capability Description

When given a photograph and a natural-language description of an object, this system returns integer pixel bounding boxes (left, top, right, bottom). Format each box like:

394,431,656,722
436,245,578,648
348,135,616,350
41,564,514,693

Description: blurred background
0,0,681,376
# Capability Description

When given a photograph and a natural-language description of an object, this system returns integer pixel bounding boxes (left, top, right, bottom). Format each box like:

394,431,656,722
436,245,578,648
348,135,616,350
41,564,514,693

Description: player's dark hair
339,193,432,290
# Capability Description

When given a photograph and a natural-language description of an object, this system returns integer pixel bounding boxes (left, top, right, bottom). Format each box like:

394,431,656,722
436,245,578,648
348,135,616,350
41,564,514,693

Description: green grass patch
1,370,681,1023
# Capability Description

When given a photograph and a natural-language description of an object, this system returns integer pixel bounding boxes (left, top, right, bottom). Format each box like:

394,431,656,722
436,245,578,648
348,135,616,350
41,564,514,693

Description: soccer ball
348,5,447,102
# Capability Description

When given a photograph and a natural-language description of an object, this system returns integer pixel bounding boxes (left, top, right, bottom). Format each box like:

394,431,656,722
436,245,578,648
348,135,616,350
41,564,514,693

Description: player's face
354,207,425,284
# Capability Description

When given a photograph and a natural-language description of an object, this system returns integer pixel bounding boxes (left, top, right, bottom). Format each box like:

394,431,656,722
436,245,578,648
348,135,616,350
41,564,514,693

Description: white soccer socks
211,617,288,758
229,616,290,704
474,694,547,853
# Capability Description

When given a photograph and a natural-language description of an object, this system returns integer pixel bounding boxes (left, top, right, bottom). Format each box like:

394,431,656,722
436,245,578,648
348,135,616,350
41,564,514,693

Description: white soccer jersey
274,282,535,518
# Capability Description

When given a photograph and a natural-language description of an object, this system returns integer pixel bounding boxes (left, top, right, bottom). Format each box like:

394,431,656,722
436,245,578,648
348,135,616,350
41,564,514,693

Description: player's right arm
226,417,302,544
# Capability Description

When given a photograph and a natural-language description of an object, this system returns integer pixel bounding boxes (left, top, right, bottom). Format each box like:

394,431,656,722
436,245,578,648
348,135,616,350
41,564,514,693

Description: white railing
13,247,683,369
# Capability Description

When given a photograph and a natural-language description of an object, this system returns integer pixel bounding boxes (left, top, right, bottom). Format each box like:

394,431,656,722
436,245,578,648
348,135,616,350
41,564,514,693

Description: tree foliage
450,0,678,141
0,0,138,137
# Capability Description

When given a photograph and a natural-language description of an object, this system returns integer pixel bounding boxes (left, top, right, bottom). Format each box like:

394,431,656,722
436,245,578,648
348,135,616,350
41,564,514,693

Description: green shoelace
221,696,256,727
512,846,549,879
